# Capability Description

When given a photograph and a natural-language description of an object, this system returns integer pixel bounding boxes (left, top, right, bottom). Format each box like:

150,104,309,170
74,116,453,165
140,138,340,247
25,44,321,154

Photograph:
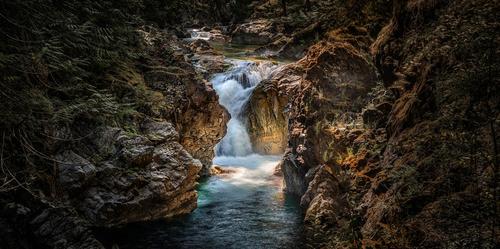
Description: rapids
98,30,304,249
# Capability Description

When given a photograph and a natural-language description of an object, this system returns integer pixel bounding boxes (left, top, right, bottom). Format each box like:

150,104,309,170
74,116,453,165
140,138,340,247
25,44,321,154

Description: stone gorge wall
58,120,203,227
281,38,378,191
245,33,379,194
142,35,229,176
244,78,289,155
242,0,499,247
0,1,248,247
0,27,229,248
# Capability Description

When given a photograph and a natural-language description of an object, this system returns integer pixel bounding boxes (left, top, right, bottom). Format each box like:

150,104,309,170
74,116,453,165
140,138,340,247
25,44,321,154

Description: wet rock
210,165,236,175
244,78,289,155
282,153,308,196
273,161,284,176
301,165,344,226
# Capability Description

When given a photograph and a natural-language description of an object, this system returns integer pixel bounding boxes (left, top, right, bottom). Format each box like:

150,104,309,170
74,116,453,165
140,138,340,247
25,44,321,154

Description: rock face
283,40,378,197
0,27,229,248
142,31,229,176
187,39,228,78
245,0,499,248
0,2,234,248
245,37,378,195
353,1,498,248
56,151,97,191
231,19,280,45
176,80,229,176
57,120,202,227
244,78,288,155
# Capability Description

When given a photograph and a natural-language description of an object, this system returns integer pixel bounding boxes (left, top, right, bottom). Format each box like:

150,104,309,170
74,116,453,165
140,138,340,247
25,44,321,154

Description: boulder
244,78,289,155
60,121,203,227
210,165,236,175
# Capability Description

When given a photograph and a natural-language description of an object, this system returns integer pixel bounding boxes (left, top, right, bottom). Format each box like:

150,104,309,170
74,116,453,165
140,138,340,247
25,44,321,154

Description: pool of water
98,155,305,249
96,30,305,249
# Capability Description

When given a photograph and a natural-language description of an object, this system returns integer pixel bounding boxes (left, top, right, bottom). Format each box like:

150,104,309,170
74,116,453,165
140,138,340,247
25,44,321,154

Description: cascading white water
186,28,211,41
105,31,304,249
212,60,277,157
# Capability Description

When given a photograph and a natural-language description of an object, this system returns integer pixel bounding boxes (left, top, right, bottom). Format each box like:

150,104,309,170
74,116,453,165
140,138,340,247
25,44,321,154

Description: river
98,30,304,249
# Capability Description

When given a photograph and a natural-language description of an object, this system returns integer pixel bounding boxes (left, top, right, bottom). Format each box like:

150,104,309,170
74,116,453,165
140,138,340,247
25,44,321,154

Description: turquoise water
98,32,305,249
99,155,304,249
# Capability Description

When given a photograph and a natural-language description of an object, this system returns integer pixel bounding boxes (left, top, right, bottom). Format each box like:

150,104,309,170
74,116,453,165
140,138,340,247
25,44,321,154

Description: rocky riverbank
0,7,229,247
239,0,499,248
1,0,498,248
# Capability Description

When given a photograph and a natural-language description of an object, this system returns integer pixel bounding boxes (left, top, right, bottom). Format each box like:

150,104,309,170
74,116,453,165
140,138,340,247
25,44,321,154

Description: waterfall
103,31,305,249
212,60,277,157
186,28,211,41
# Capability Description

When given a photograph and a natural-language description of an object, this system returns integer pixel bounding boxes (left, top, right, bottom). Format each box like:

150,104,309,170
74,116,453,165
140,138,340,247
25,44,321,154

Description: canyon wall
244,77,289,155
1,0,498,248
243,0,499,247
0,1,229,246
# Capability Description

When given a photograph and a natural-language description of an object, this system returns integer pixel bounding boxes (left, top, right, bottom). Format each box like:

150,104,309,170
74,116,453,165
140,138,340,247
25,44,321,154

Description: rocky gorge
240,0,499,248
1,0,498,249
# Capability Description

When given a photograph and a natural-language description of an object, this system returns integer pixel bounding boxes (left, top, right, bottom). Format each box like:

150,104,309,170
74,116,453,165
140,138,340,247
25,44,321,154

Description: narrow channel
99,31,304,249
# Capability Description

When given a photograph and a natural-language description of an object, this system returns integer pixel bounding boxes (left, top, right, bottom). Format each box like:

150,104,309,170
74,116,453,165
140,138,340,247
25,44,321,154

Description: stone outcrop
187,39,229,78
0,2,234,248
176,80,229,176
244,78,288,155
283,40,378,197
57,120,202,227
231,19,281,45
245,36,379,195
0,27,229,248
142,31,229,176
210,165,236,175
245,0,499,248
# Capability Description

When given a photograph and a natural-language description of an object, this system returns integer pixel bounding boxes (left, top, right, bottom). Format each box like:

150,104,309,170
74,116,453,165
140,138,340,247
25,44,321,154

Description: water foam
213,154,281,186
212,60,278,157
